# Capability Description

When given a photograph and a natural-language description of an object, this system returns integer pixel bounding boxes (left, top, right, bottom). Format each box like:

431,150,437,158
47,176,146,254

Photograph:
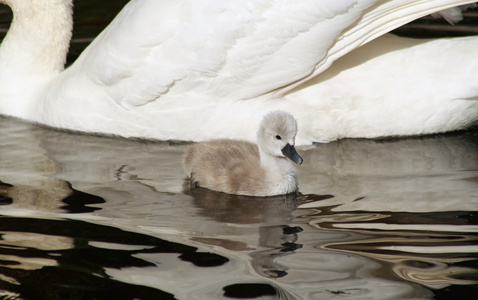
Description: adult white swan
0,0,478,145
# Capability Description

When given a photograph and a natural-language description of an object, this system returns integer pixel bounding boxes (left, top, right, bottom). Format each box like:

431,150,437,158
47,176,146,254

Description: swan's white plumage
0,0,478,145
287,34,478,142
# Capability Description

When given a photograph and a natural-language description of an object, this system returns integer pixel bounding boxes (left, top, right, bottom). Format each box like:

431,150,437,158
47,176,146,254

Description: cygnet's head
256,111,303,164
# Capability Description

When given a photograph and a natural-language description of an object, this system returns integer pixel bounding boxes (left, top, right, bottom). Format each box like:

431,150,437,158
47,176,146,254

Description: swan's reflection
310,203,478,290
298,130,478,213
0,214,230,299
0,120,73,213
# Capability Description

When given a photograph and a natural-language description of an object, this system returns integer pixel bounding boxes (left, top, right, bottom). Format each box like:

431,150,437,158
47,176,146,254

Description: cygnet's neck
0,0,73,116
259,148,297,195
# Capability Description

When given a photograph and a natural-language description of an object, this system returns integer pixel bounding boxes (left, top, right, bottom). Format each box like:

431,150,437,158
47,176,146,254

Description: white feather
0,0,477,145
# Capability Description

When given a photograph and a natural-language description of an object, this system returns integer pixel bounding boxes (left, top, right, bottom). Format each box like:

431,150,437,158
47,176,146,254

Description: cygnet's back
183,111,303,196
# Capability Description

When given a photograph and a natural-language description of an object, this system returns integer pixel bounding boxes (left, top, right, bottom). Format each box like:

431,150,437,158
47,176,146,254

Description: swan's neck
0,0,73,116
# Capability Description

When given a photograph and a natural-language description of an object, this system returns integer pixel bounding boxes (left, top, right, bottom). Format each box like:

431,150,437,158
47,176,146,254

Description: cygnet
183,111,303,196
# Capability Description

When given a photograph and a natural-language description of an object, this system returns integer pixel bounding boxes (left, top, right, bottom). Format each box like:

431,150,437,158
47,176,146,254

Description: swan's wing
70,0,477,110
287,0,478,94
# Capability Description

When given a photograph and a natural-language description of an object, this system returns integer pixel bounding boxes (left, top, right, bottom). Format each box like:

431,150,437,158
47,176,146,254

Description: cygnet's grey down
183,111,303,196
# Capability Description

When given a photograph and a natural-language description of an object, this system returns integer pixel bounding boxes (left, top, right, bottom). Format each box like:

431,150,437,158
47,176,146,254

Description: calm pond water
1,1,478,299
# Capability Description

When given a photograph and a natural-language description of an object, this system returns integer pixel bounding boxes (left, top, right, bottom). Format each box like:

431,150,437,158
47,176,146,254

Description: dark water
0,1,478,299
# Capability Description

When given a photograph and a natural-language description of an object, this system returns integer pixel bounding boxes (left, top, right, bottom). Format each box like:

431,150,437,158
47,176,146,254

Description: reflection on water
188,188,305,279
187,187,299,224
313,205,478,290
0,116,478,299
0,216,228,299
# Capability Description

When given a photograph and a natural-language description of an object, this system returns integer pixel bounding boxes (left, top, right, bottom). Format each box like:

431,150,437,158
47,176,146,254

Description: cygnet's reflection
185,185,297,224
186,186,305,278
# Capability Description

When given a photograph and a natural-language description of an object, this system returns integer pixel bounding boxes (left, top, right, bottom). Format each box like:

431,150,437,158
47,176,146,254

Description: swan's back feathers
73,0,182,109
22,0,478,144
66,0,478,111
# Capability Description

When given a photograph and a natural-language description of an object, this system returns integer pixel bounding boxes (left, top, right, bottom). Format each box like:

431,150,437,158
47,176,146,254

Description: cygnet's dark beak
281,143,303,165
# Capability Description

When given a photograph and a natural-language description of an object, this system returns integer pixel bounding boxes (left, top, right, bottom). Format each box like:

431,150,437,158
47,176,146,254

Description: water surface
1,117,478,299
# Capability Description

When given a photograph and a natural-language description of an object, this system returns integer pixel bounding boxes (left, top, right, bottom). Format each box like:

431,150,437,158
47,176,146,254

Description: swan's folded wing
71,0,476,110
290,0,478,93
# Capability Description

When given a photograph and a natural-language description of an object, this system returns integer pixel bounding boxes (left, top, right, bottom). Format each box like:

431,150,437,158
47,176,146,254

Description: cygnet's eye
275,135,282,140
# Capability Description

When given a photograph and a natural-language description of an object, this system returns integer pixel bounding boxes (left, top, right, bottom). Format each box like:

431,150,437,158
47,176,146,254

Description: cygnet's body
183,111,303,196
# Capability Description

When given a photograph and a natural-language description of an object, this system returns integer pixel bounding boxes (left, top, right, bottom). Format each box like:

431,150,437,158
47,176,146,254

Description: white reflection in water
0,116,478,298
298,136,478,212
